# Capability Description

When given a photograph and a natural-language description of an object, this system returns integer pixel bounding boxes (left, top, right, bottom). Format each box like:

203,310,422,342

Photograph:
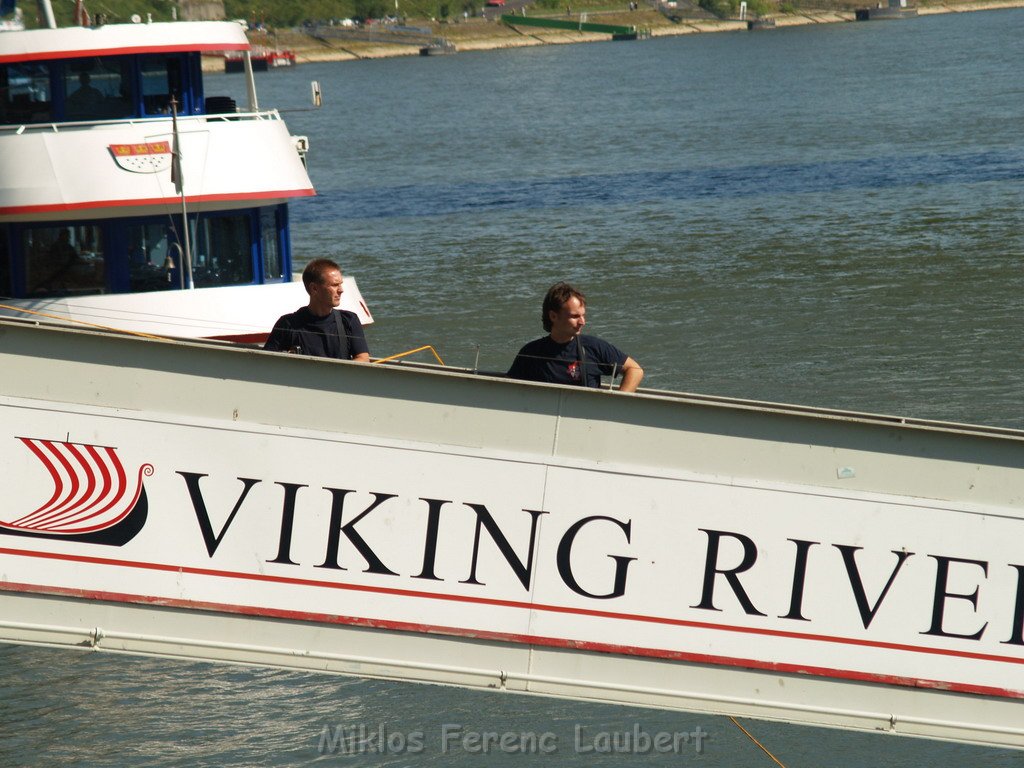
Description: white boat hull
0,114,313,223
0,277,373,340
0,320,1022,748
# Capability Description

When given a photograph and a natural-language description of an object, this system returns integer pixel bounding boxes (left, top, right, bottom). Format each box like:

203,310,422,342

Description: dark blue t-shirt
507,334,629,388
264,308,368,359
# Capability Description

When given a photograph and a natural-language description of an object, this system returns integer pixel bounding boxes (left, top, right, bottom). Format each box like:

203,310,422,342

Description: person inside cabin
507,281,644,392
66,72,103,118
36,228,82,292
264,258,370,361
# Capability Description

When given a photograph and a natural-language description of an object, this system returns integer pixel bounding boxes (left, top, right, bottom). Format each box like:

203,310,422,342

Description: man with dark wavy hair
507,282,643,392
264,258,370,361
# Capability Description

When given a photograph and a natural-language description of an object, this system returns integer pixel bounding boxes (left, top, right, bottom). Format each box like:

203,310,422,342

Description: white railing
0,109,283,135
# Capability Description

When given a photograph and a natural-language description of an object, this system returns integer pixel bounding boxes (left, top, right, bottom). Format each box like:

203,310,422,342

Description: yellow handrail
373,345,445,366
0,303,166,341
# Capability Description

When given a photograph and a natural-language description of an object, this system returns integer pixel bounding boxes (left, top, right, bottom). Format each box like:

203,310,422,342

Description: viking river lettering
556,515,635,599
176,475,1024,644
317,489,400,576
177,475,634,598
177,472,260,557
922,555,988,641
690,529,1024,643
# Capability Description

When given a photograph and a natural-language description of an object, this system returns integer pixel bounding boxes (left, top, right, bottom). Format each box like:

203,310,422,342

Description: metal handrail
0,109,283,135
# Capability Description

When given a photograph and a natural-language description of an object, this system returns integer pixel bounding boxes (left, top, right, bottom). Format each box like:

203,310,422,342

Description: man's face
311,268,344,307
549,296,586,341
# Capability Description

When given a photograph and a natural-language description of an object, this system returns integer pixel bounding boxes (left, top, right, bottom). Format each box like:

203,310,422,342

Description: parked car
485,0,505,6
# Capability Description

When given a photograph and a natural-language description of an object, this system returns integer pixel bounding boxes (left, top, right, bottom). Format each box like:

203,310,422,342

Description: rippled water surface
2,9,1023,766
264,11,1022,428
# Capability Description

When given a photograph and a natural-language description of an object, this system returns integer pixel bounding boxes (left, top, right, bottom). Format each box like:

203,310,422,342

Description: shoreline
233,0,1024,66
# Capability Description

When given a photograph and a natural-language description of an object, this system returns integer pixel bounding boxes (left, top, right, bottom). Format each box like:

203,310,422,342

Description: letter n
460,504,546,590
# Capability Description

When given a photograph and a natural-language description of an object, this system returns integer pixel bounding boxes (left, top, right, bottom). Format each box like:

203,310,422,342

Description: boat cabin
0,22,307,304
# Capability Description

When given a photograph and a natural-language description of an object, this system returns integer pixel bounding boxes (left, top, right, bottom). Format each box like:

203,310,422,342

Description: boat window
0,226,10,297
192,214,253,287
64,57,132,121
140,55,184,116
126,223,175,292
260,208,282,281
22,225,105,296
1,63,52,124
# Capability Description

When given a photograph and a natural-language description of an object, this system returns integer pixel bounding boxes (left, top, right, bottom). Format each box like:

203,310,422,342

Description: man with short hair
264,258,370,361
66,72,103,117
507,282,643,392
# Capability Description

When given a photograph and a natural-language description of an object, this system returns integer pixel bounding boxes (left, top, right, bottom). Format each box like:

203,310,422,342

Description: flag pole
170,96,194,290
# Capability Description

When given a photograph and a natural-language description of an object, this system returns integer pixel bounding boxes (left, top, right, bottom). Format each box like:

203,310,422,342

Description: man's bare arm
618,357,644,393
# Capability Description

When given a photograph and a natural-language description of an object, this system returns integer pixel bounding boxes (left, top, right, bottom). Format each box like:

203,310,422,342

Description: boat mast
36,0,56,28
244,52,259,111
170,98,194,290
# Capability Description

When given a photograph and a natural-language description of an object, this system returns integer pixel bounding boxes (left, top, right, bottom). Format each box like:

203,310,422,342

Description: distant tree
354,0,388,17
698,0,728,15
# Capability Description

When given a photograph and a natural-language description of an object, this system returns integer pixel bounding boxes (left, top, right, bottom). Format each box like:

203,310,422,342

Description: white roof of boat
0,21,249,64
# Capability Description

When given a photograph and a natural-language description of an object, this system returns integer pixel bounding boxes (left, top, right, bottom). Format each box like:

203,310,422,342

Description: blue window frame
63,57,133,121
0,62,52,124
2,52,204,125
139,54,194,116
0,224,10,296
4,205,290,299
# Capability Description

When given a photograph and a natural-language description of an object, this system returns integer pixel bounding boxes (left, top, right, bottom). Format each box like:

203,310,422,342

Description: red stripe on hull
0,188,315,218
0,43,249,65
1,545,1022,699
2,578,1022,701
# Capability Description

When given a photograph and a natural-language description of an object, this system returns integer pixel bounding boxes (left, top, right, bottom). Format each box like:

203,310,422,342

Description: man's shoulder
335,308,361,323
580,334,626,359
579,333,610,348
274,307,311,327
515,336,556,356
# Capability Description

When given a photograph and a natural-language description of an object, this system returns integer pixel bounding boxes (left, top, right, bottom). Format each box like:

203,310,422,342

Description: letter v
835,544,914,628
178,472,261,556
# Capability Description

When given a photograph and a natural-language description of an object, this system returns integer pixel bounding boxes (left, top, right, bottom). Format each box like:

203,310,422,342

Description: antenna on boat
244,53,259,112
170,97,194,290
35,0,56,28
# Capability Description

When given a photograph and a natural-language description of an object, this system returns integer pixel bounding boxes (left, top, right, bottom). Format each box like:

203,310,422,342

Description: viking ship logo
0,437,153,546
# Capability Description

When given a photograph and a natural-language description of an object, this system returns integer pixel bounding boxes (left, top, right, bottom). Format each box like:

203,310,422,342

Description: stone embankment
204,0,1024,69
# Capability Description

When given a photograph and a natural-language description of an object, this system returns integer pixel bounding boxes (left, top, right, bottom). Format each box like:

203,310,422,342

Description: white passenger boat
0,317,1022,750
0,10,370,341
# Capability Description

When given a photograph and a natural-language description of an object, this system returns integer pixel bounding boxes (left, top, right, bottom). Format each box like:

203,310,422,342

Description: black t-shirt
263,308,369,359
507,334,629,388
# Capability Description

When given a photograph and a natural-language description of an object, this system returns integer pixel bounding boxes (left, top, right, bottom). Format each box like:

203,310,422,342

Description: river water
2,9,1023,766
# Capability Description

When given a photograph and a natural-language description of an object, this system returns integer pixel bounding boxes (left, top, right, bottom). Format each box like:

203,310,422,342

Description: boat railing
0,312,1020,441
0,306,1020,441
0,109,285,135
349,354,1024,439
